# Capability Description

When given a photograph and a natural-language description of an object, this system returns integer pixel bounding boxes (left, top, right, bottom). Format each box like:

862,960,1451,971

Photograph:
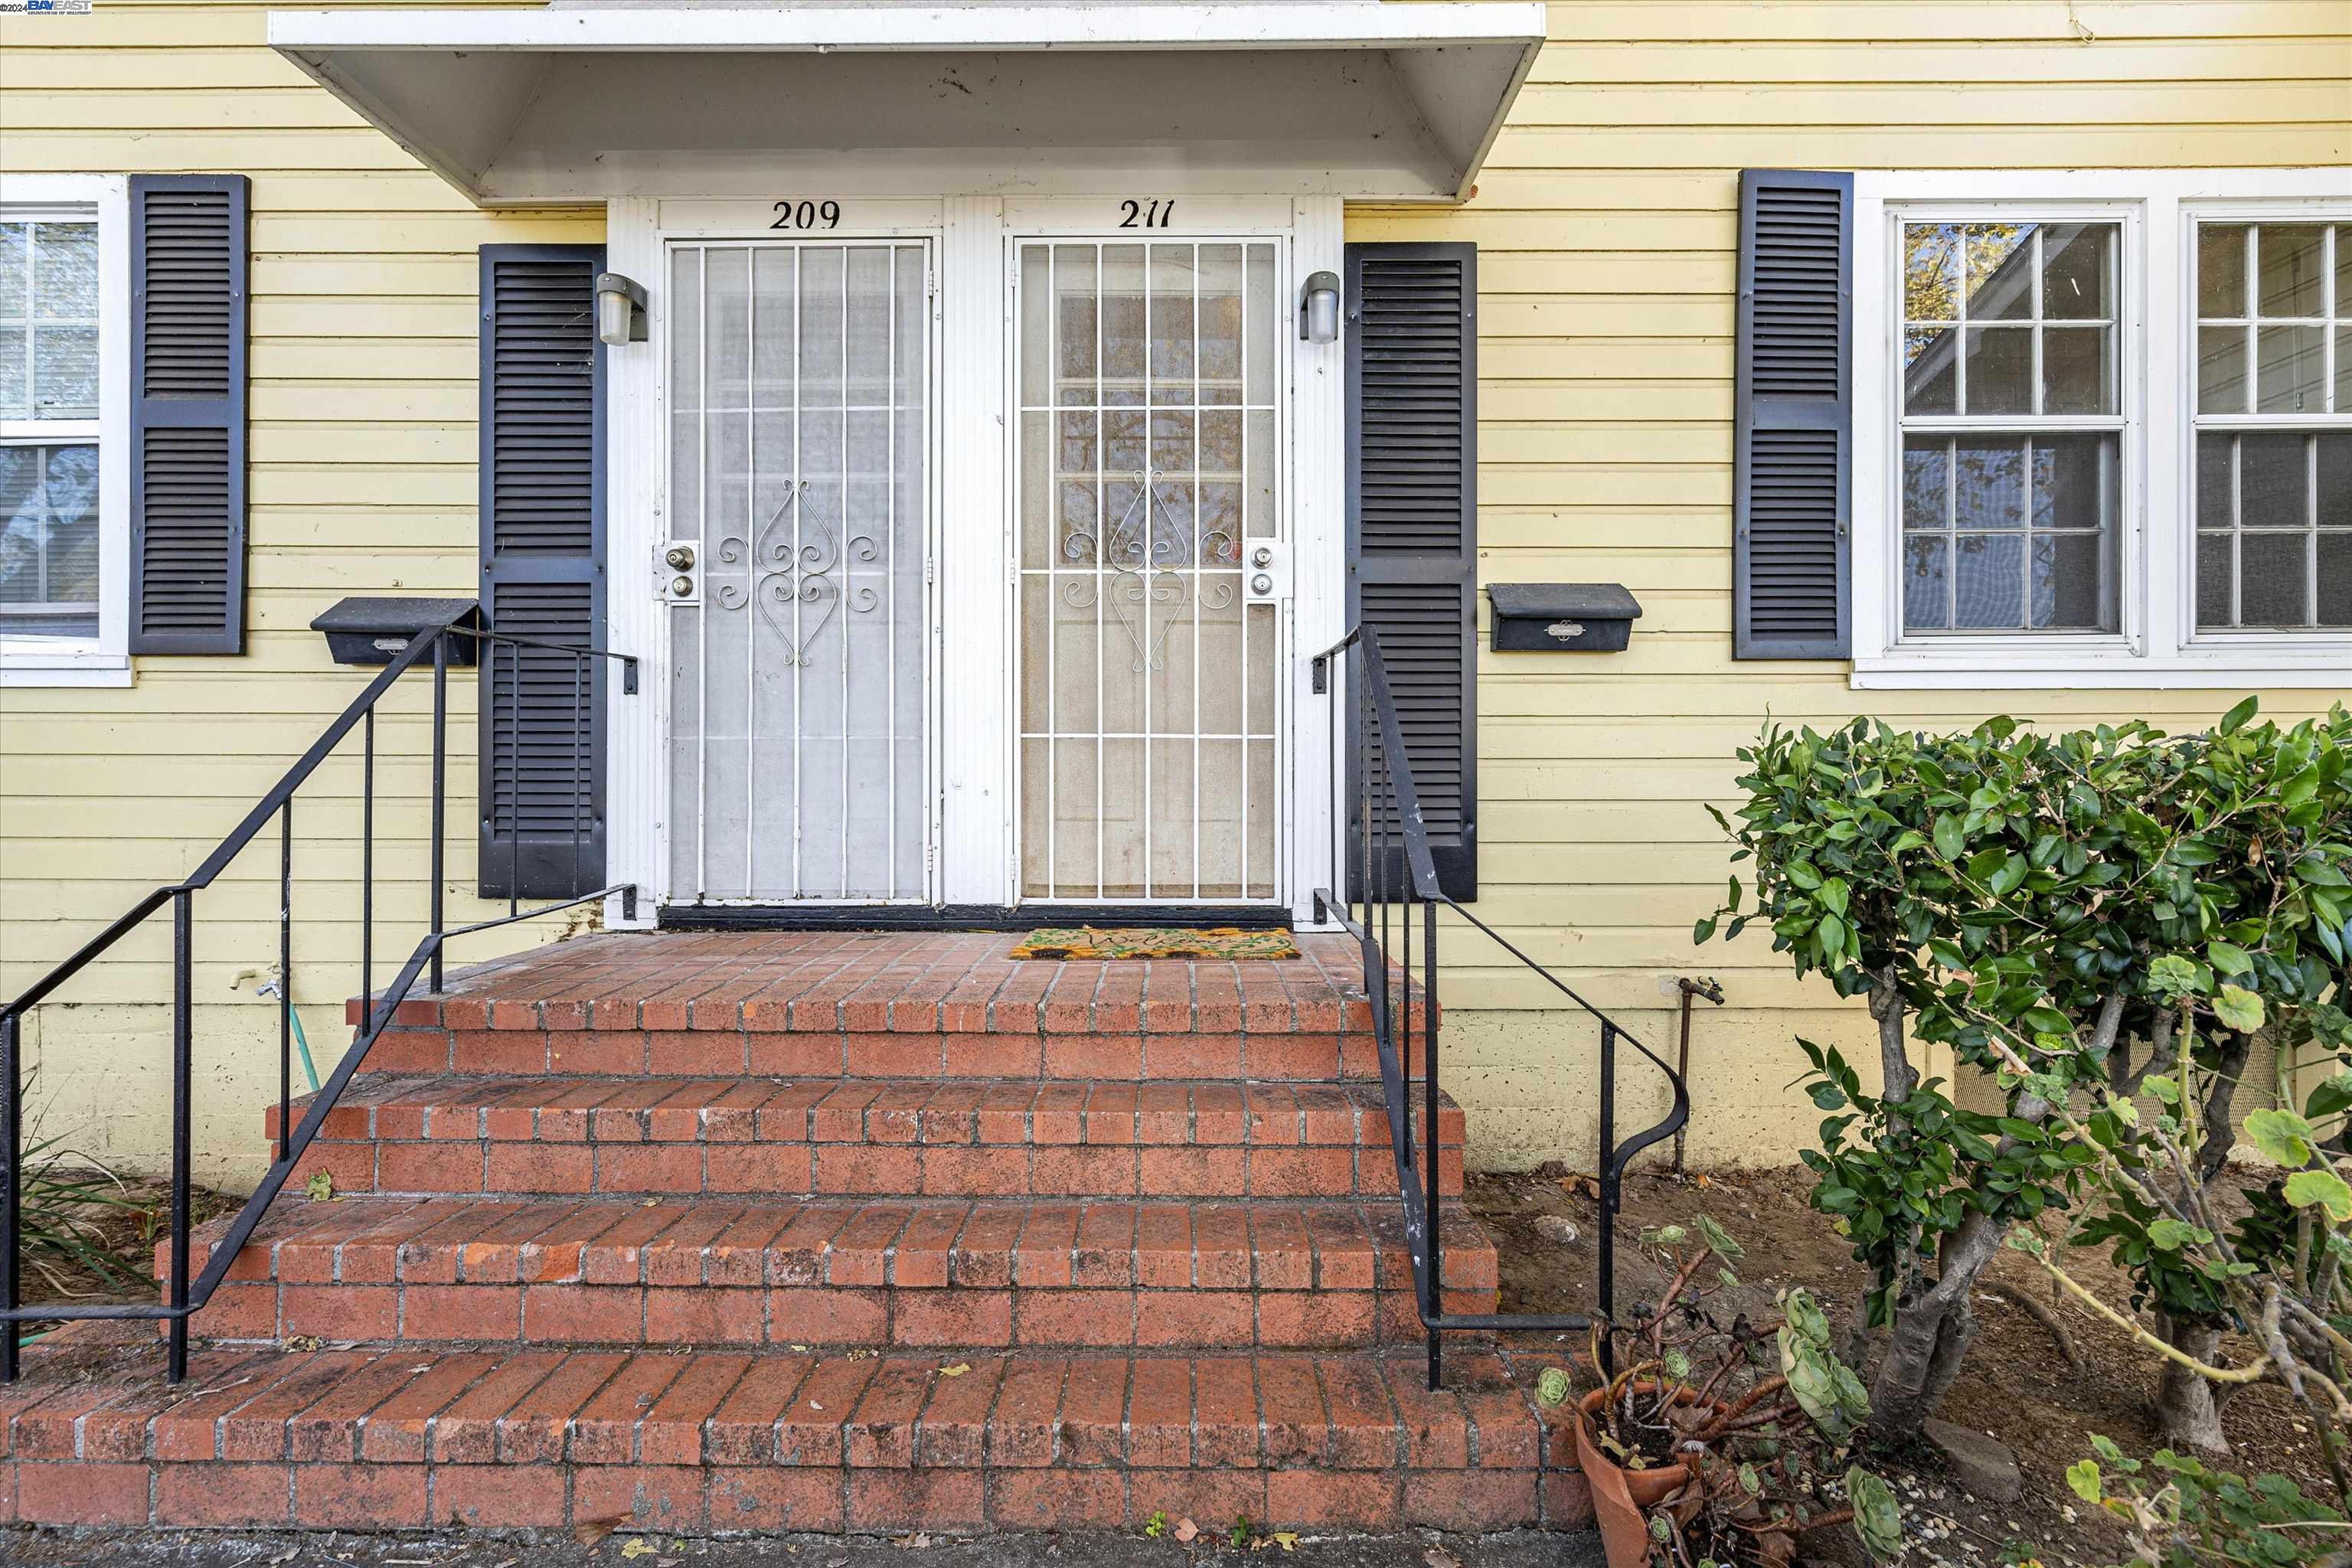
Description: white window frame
0,172,130,688
1852,167,2352,689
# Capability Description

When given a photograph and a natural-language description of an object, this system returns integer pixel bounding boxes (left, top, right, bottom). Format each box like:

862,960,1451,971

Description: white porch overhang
265,3,1547,206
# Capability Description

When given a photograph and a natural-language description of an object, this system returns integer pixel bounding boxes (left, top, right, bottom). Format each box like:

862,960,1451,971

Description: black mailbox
311,596,482,668
1486,583,1643,653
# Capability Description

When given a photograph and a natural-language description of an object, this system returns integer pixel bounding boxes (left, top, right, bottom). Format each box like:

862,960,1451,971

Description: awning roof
266,4,1547,207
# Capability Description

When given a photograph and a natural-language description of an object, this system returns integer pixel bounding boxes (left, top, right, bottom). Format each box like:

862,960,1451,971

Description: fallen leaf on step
283,1335,322,1353
789,1343,812,1352
1271,1533,1299,1553
619,1540,657,1561
571,1515,628,1546
305,1171,335,1201
808,1400,823,1411
938,1362,971,1377
640,1197,662,1207
1172,1518,1199,1544
1425,1550,1462,1568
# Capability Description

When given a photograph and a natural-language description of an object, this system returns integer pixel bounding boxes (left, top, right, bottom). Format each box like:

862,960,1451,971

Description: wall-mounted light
596,272,648,347
1298,270,1341,343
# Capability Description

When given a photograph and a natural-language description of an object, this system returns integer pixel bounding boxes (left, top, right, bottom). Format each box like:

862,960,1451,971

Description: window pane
2030,532,2107,629
2321,433,2351,530
2338,228,2351,318
2196,535,2234,627
0,443,101,639
2197,224,2249,317
2032,433,2114,532
2239,532,2309,626
1964,326,2032,413
2240,433,2308,529
0,224,24,318
1902,436,1949,528
2258,224,2327,317
0,323,22,419
1902,223,1960,321
2195,433,2233,528
1954,534,2024,628
1903,326,1956,412
2256,323,2326,413
2320,533,2350,626
1903,534,1949,630
2042,325,2112,413
31,324,97,419
1952,436,2024,528
31,224,96,320
2041,224,2113,320
2338,325,2351,414
1965,224,2034,320
2197,325,2248,413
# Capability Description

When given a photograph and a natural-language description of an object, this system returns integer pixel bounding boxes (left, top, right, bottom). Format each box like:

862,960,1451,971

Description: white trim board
1850,167,2352,691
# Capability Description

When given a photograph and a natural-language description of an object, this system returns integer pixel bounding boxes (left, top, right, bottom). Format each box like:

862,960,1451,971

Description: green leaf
2143,1074,2180,1106
1933,813,1967,861
1693,916,1718,945
2205,940,2254,976
2065,1459,2102,1504
2212,985,2265,1034
2148,955,2203,998
2279,766,2321,809
2244,1109,2317,1167
1785,861,1823,890
2297,855,2350,888
2219,694,2259,734
2284,1169,2352,1221
2146,1218,2195,1251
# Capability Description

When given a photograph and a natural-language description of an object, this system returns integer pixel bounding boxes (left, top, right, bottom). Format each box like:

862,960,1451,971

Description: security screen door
1016,240,1284,902
667,241,930,902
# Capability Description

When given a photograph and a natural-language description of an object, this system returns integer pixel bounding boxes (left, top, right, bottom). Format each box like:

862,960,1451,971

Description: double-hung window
0,174,128,685
1852,169,2352,687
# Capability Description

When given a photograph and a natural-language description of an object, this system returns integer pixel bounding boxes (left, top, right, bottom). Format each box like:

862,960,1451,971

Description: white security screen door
667,241,931,901
1016,240,1284,901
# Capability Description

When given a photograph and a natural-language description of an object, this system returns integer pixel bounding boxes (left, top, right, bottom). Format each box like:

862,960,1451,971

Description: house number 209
1119,199,1174,229
772,200,842,230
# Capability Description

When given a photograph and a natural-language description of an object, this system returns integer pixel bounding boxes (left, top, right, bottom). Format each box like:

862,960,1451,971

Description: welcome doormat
1009,926,1302,961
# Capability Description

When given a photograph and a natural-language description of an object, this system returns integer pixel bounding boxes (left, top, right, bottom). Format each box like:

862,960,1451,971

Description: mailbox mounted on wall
1486,583,1643,653
311,596,482,668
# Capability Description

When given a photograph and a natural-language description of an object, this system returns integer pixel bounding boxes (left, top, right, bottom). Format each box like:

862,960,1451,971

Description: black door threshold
655,903,1292,933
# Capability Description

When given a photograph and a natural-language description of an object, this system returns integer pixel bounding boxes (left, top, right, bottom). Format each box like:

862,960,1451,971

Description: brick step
178,1197,1501,1351
5,1331,1592,1535
348,931,1428,1086
271,1076,1465,1201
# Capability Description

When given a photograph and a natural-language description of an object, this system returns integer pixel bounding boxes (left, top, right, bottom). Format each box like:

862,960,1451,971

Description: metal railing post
1423,895,1442,1392
430,631,447,994
279,799,292,1165
1598,1020,1619,1379
508,641,521,918
362,706,374,1026
168,889,194,1384
1,1008,18,1384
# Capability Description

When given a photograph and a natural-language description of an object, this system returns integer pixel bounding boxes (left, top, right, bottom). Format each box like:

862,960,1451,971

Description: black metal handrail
0,614,638,1383
1312,626,1690,1390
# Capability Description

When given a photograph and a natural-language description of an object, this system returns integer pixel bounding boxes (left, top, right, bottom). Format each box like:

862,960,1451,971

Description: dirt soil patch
15,1178,240,1341
1469,1164,2331,1568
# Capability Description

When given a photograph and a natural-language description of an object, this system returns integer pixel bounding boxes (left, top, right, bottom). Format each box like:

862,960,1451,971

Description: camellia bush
1697,701,2351,1471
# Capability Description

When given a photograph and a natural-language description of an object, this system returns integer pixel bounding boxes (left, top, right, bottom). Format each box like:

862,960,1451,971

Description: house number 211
1119,199,1174,229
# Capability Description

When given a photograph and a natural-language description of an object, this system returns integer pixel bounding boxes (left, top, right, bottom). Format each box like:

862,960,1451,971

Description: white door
1014,239,1285,902
665,240,932,902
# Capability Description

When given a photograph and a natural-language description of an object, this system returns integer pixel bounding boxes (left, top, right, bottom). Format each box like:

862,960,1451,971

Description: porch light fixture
1298,270,1341,343
596,272,647,346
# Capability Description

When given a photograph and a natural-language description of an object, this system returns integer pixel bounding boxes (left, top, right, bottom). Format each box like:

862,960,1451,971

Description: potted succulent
1557,1218,1903,1568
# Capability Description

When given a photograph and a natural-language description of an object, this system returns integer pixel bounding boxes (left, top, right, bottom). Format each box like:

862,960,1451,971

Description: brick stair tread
184,1194,1496,1293
272,1074,1464,1201
5,1328,1591,1534
348,930,1425,1039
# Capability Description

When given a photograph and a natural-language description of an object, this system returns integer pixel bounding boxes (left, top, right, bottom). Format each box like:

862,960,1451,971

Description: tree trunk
2151,1316,2230,1452
1867,1211,2003,1440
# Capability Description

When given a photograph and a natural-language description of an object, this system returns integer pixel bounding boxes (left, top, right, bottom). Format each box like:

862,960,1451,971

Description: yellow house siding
1351,0,2350,1168
1,0,601,1189
0,0,2344,1187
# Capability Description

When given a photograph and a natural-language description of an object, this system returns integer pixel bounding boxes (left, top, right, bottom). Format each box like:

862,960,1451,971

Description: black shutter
129,175,247,655
1734,168,1852,659
478,244,605,899
1345,242,1478,901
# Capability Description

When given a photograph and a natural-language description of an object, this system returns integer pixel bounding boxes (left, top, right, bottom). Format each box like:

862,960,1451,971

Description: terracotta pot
1573,1381,1722,1568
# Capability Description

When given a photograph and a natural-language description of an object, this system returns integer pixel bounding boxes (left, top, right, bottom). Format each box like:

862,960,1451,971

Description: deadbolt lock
661,541,701,603
670,576,695,598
